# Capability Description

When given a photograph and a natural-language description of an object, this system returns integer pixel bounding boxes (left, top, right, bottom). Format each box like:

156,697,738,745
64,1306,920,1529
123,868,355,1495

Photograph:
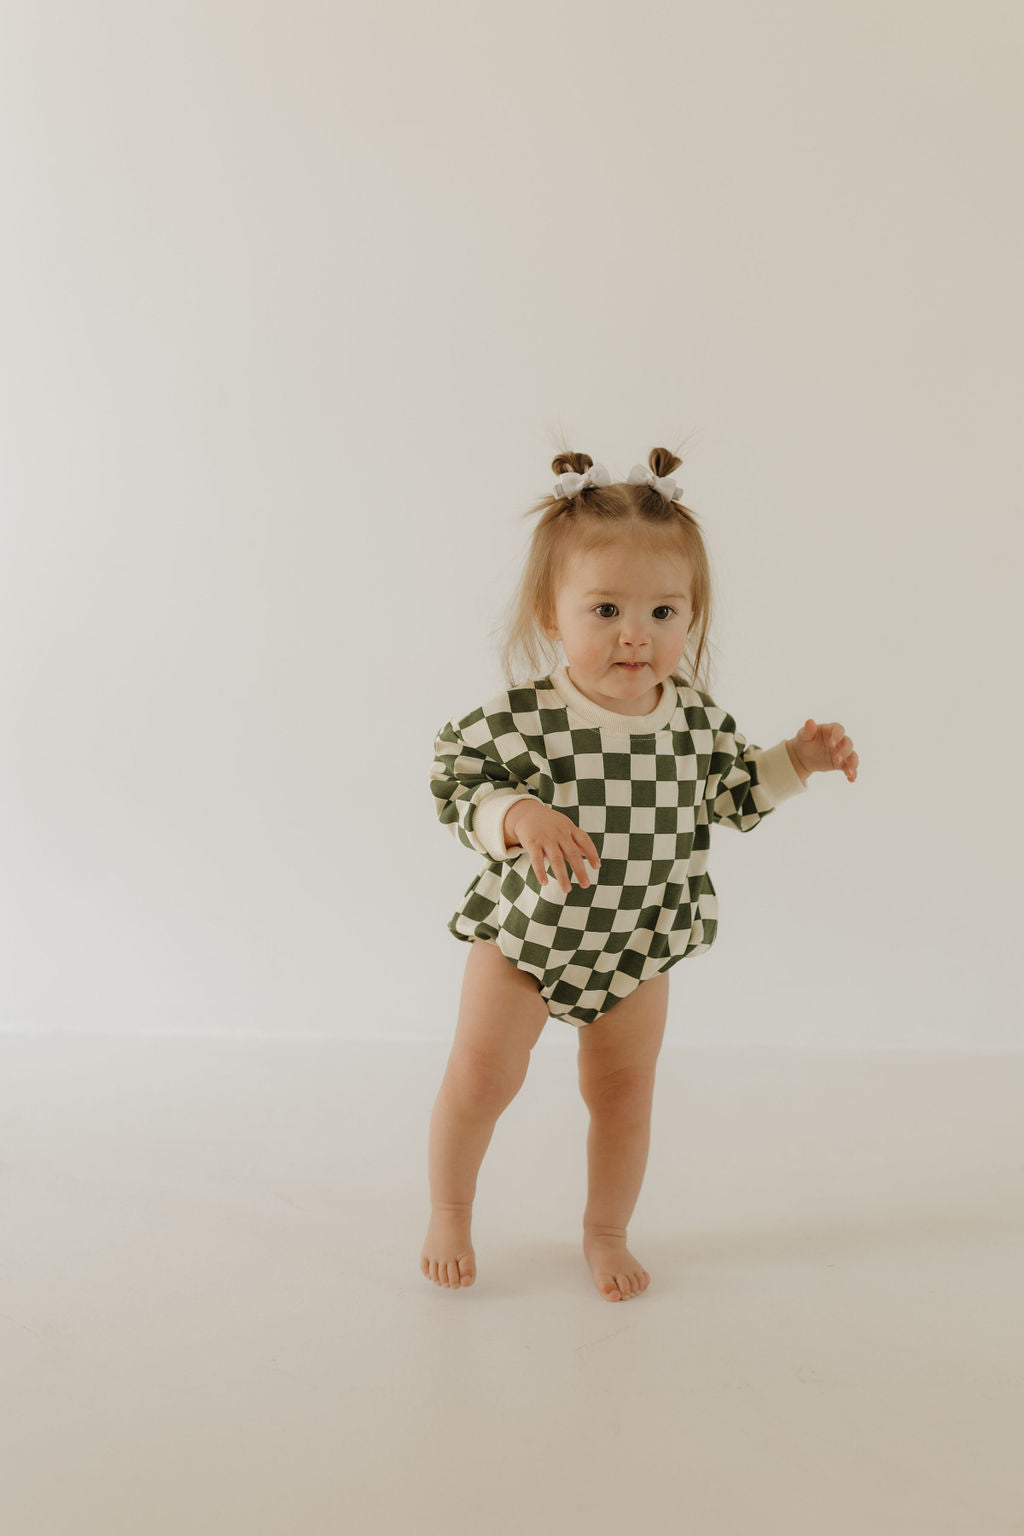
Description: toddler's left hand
790,719,858,782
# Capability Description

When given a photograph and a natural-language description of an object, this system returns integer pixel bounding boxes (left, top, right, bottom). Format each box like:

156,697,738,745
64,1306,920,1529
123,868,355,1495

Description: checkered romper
429,664,806,1026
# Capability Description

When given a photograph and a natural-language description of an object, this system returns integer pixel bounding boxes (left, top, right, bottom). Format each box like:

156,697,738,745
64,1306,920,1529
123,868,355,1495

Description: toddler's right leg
421,939,549,1290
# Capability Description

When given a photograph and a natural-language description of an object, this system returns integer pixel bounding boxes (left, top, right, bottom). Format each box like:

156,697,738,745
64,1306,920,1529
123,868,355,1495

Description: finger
572,834,600,876
524,844,549,885
547,847,572,894
565,844,591,889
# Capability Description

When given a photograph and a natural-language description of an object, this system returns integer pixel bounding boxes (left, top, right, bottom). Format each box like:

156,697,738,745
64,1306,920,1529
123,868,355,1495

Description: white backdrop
1,1,1020,1046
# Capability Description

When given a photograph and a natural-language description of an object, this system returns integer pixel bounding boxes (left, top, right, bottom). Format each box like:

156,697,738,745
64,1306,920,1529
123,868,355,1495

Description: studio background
1,0,1019,1050
4,7,1024,1535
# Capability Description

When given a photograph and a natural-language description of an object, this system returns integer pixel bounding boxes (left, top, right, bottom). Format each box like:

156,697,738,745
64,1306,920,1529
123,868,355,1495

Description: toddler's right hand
503,800,601,894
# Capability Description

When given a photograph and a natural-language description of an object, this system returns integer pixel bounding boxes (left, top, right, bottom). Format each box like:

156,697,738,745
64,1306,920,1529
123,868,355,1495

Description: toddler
422,447,858,1302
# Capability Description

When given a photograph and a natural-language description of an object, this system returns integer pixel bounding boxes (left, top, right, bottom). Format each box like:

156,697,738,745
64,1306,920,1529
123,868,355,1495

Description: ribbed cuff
472,790,537,860
751,740,808,805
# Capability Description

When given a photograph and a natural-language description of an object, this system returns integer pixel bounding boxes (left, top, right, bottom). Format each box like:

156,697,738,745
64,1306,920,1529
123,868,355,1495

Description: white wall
1,1,1020,1045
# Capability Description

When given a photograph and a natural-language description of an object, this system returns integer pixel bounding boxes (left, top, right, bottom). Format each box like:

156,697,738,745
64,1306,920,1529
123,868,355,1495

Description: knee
446,1045,530,1112
579,1067,655,1120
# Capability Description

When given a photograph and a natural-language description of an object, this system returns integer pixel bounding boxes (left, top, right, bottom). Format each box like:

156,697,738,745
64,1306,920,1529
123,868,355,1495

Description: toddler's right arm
429,710,597,887
429,715,536,861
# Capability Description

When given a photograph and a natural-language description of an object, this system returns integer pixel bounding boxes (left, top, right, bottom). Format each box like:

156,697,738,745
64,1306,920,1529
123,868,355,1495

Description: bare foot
421,1206,476,1290
583,1228,651,1302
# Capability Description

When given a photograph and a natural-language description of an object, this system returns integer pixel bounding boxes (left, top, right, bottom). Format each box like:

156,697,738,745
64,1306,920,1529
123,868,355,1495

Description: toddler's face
541,544,694,716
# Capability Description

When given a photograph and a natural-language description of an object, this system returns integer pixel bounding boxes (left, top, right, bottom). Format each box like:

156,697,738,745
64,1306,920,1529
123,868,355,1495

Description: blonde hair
494,446,716,692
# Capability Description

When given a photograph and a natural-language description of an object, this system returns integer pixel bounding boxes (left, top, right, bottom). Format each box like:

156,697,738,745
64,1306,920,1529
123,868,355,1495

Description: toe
457,1257,475,1287
600,1275,622,1300
616,1272,633,1298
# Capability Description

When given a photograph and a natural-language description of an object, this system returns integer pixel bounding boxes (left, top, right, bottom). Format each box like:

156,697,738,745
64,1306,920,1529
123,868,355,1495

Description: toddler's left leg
577,971,669,1301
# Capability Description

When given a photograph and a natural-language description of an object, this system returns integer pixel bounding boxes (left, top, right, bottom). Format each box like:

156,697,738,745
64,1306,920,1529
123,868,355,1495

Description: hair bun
553,462,612,500
627,464,682,502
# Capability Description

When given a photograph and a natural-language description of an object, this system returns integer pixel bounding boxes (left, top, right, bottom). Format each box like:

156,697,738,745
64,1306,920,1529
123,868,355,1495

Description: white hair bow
552,462,612,500
627,464,682,502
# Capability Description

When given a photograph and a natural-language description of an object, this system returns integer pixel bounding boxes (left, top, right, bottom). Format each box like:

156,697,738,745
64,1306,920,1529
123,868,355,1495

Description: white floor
1,1034,1022,1535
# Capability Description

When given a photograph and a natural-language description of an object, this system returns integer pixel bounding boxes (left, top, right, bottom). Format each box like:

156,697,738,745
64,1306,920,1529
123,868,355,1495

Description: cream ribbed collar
549,664,678,735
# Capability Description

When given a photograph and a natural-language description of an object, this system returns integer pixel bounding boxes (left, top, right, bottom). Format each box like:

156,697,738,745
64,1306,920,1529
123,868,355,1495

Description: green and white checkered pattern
429,670,790,1027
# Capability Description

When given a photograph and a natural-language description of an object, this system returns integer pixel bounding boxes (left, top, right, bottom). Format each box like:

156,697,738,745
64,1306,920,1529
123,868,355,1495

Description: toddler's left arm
785,720,859,785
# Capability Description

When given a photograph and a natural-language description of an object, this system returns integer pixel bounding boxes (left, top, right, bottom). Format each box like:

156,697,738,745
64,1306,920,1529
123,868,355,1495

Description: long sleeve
429,716,539,862
706,714,807,831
